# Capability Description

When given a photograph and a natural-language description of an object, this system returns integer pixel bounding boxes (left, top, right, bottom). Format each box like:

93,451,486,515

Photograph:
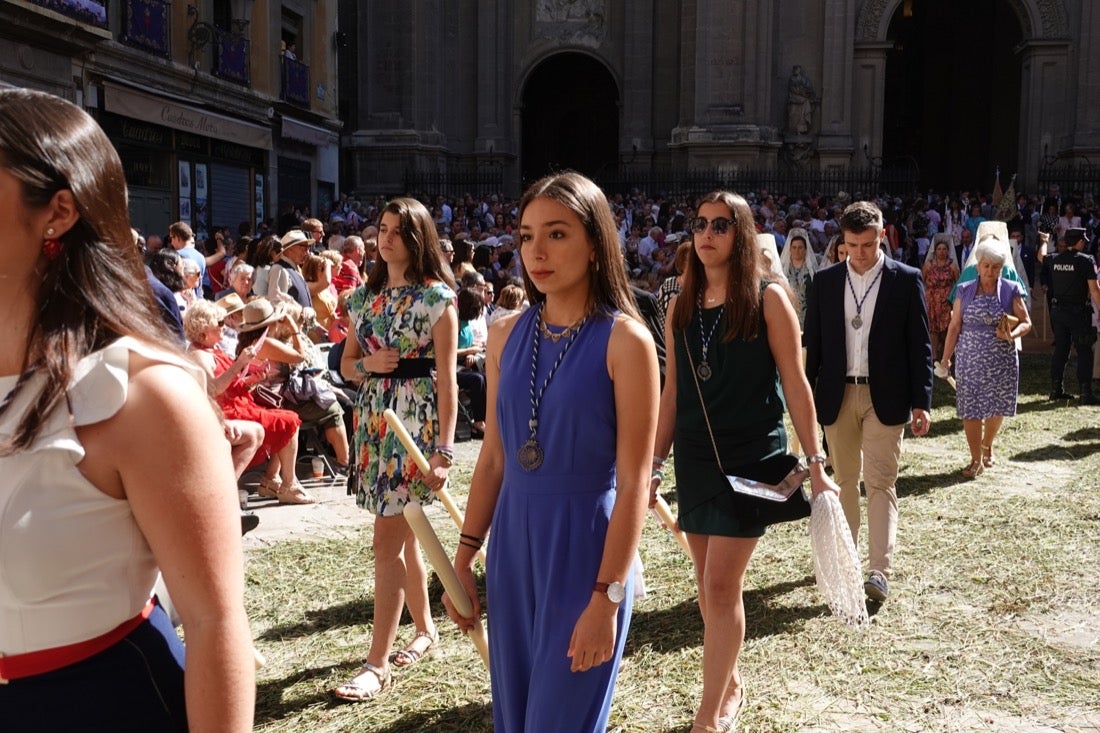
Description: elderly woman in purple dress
940,239,1032,478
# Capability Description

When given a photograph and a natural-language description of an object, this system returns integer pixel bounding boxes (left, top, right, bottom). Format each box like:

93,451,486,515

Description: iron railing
1038,162,1100,198
595,165,920,199
404,168,505,199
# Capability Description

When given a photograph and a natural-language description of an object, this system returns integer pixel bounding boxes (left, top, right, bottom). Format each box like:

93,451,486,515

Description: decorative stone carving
786,65,818,135
537,0,602,23
782,141,816,172
855,0,1067,41
535,0,605,42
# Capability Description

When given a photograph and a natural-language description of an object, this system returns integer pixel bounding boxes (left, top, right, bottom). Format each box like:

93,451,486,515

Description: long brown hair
365,197,456,292
0,88,180,453
516,172,639,320
671,190,764,341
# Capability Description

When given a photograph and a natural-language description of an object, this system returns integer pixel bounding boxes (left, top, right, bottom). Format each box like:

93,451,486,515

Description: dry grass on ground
247,354,1100,732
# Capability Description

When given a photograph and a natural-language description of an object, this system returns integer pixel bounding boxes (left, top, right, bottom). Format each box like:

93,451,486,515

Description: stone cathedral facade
341,0,1097,196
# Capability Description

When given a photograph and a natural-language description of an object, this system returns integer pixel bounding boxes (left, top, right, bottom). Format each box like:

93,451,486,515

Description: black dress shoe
1079,393,1100,406
240,512,260,536
1049,390,1076,400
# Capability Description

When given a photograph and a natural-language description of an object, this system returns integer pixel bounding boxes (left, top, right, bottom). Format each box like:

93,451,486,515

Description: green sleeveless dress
673,300,787,537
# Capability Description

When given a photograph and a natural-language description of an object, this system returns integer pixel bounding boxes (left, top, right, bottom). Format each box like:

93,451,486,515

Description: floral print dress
347,281,455,516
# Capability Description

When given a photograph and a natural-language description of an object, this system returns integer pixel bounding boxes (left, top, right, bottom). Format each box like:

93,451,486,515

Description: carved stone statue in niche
786,65,818,135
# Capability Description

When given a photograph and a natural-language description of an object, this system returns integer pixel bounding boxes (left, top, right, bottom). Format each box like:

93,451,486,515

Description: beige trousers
822,384,904,577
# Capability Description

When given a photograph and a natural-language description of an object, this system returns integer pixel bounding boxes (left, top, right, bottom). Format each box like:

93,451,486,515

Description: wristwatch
593,580,626,604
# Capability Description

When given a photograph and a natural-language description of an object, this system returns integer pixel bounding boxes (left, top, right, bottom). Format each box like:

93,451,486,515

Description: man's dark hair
839,201,883,233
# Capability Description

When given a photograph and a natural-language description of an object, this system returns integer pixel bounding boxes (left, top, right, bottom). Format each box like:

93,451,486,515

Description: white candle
383,408,486,564
652,495,693,556
403,501,490,670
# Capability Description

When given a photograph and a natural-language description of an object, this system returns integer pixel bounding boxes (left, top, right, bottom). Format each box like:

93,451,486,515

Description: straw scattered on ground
246,354,1100,732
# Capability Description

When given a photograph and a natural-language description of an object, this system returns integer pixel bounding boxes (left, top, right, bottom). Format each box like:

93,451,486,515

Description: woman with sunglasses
652,191,838,732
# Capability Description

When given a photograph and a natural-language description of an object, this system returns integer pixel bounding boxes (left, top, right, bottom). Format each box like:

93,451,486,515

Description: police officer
1046,227,1100,403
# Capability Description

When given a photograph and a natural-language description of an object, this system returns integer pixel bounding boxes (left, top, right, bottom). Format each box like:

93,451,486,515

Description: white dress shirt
844,254,886,378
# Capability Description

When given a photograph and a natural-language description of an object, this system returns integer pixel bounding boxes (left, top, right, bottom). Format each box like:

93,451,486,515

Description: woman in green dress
652,191,839,732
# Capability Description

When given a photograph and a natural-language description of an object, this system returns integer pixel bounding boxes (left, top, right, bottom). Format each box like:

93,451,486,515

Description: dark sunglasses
689,216,736,235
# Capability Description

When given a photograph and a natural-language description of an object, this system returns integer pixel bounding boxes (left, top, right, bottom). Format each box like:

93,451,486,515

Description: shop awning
103,82,272,150
281,116,339,147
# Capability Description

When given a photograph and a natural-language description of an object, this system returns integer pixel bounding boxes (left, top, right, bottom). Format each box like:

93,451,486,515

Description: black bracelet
458,539,482,550
459,533,484,547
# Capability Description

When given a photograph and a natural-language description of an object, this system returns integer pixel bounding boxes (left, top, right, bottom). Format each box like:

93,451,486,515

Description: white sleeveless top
0,337,205,655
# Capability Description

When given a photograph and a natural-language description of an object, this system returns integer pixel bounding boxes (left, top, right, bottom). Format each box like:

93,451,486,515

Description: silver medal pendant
518,437,544,471
697,361,713,382
851,314,863,329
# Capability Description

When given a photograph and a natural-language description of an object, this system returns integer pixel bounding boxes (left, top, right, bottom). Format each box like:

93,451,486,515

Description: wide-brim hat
215,292,247,316
280,229,310,248
237,298,286,332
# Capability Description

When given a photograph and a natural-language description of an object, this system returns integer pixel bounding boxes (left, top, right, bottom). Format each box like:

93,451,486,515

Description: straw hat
237,298,286,332
279,229,310,249
215,292,247,316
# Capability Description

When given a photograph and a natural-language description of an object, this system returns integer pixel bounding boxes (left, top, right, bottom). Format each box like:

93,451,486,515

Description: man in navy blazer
804,201,933,603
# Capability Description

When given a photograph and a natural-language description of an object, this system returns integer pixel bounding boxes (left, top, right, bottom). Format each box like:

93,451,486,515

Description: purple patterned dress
955,289,1019,419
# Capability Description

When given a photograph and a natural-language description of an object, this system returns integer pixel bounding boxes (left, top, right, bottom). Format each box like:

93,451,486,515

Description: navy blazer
804,256,933,426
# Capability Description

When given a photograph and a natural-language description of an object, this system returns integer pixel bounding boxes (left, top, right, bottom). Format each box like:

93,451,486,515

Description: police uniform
1049,228,1098,402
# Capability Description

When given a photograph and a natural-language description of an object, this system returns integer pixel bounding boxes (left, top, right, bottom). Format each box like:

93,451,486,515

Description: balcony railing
281,57,310,109
121,0,170,57
187,5,251,87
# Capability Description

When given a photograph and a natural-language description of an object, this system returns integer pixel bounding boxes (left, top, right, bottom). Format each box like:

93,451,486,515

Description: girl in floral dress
334,198,458,702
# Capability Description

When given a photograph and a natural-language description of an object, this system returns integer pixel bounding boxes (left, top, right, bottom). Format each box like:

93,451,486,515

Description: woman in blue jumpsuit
444,172,659,732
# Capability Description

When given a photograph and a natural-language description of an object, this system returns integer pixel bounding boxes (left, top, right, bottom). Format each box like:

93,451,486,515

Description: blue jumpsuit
486,307,632,732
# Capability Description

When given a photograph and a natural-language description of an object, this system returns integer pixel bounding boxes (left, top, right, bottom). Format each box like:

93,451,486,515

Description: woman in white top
0,88,253,731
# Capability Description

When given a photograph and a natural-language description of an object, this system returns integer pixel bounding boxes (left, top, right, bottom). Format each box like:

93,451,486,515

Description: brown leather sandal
982,445,996,468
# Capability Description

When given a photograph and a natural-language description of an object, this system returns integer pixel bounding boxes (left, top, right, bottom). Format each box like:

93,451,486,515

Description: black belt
845,376,871,385
372,358,435,379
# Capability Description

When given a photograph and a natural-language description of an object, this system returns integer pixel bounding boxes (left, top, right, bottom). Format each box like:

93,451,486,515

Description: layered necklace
694,291,725,382
517,304,591,471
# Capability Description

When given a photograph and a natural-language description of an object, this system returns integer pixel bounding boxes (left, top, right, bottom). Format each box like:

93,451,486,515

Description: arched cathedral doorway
520,52,619,186
881,0,1023,191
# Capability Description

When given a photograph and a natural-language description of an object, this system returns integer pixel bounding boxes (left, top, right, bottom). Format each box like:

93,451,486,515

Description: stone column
621,0,655,163
475,0,507,158
851,42,891,169
816,0,855,169
1015,39,1071,189
671,0,779,168
1070,0,1100,155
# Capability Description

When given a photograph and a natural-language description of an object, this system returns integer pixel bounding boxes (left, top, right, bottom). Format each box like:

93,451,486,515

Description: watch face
607,581,626,604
